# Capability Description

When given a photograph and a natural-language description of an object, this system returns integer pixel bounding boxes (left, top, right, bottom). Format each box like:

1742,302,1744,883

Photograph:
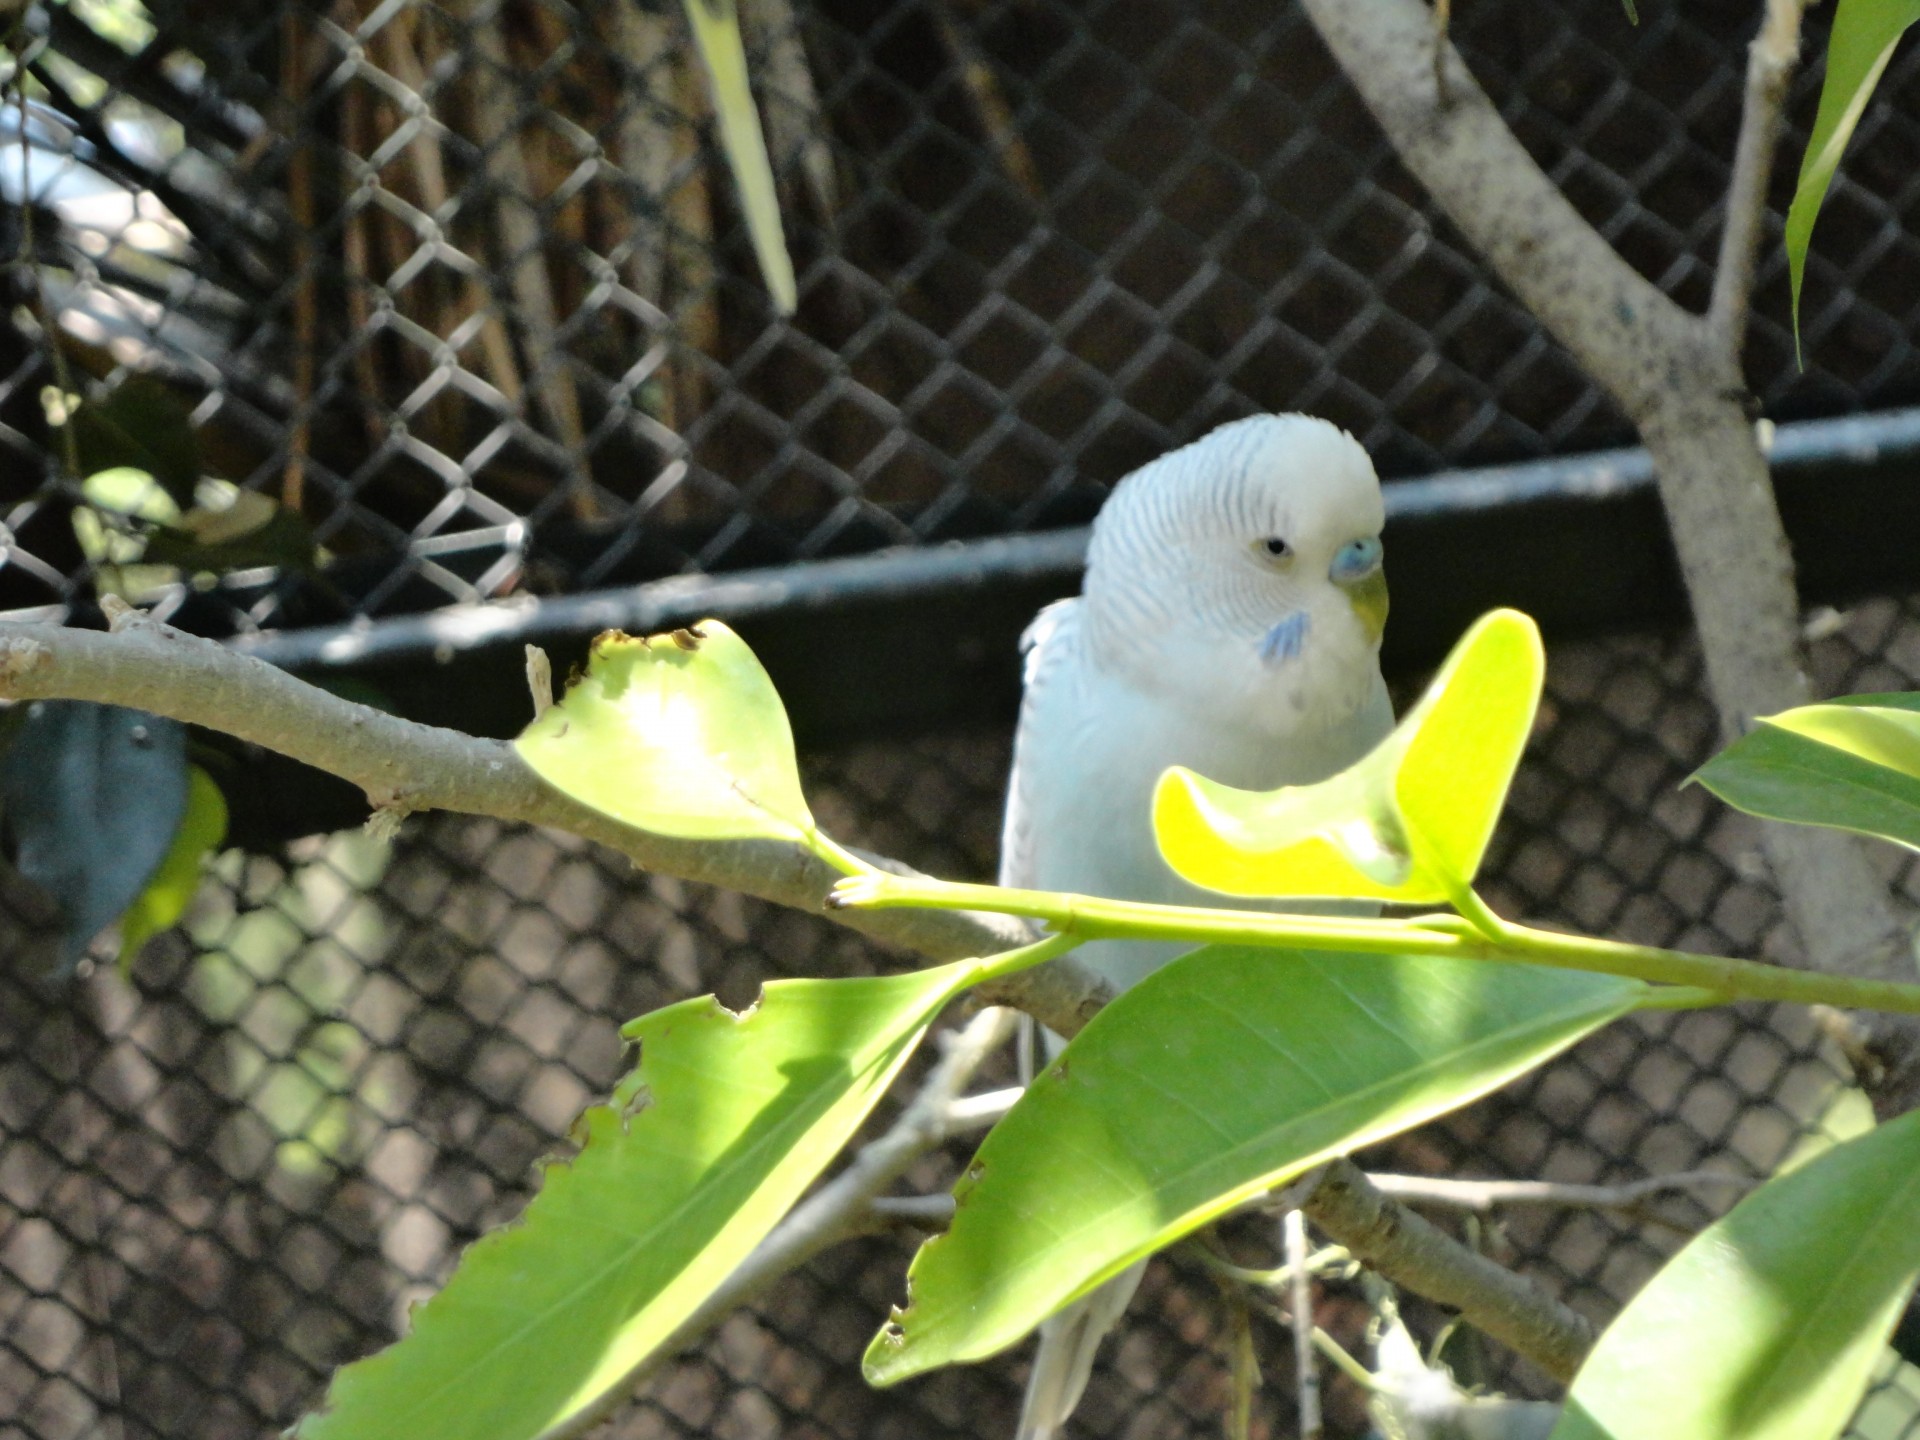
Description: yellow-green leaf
681,0,799,314
1551,1107,1920,1440
1153,609,1543,903
300,961,980,1440
117,765,227,973
515,622,857,868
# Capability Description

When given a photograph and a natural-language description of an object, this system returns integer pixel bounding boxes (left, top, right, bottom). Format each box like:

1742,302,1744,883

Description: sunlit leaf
1154,609,1542,902
681,0,799,314
0,700,188,974
515,621,859,869
142,490,319,574
864,944,1641,1384
1550,1107,1920,1440
1786,0,1920,355
117,765,228,973
301,960,981,1440
1693,694,1920,851
64,374,203,505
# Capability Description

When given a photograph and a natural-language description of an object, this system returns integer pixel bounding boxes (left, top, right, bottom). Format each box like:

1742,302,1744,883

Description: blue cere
1331,536,1383,582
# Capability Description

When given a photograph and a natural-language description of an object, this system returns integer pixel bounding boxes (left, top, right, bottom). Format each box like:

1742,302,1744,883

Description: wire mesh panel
7,2,1920,1438
2,0,1919,630
8,600,1920,1439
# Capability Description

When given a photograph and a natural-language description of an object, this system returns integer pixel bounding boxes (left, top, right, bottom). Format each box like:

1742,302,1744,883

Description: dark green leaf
1693,698,1920,850
1786,0,1920,356
65,374,203,505
143,492,318,574
0,700,188,973
1550,1107,1920,1440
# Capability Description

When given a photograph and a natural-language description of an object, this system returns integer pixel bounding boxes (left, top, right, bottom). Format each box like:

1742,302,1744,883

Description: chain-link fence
6,0,1920,1437
3,0,1919,629
8,605,1920,1439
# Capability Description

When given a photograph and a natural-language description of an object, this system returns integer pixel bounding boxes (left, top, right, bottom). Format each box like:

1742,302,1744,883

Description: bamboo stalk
470,15,604,523
339,65,388,453
375,4,526,415
280,7,319,512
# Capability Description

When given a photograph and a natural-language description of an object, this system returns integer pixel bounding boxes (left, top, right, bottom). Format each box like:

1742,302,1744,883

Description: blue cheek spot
1260,611,1310,665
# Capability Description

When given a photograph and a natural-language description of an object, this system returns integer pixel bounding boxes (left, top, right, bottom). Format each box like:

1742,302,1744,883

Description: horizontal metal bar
231,403,1920,673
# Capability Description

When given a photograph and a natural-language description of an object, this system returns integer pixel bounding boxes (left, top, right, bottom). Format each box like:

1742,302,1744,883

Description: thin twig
928,0,1044,203
1287,1206,1321,1439
741,0,839,219
1304,1160,1598,1383
1366,1168,1754,1213
338,70,388,453
1708,0,1807,364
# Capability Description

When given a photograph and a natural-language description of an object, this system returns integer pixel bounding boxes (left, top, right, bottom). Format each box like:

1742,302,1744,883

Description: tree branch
0,615,1105,1028
1709,0,1807,362
0,613,1601,1380
1297,0,1917,1086
1305,1160,1598,1384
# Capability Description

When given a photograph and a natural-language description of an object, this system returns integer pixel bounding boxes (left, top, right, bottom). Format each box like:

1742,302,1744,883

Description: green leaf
1786,0,1920,355
1153,609,1542,903
1549,1107,1920,1440
64,374,204,505
1693,694,1920,851
142,490,319,574
300,959,981,1440
864,945,1641,1384
0,700,188,974
515,621,859,868
117,765,228,973
681,0,799,314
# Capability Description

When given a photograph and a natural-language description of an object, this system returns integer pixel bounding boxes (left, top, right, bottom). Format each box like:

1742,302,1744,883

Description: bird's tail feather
1015,1263,1145,1440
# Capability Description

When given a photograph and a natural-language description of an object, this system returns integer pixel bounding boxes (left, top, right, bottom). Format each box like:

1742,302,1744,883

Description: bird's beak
1343,569,1389,647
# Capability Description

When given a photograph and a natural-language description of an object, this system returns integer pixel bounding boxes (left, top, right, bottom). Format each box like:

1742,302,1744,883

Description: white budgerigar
1001,413,1394,1439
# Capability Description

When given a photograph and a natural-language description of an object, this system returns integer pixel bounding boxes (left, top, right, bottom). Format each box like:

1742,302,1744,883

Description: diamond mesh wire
7,2,1920,1438
1,0,1917,625
8,604,1920,1439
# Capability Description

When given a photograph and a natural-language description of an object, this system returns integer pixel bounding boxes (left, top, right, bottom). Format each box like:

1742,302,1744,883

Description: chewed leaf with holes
864,944,1642,1384
299,959,982,1440
516,622,860,869
1550,1107,1920,1440
1154,609,1542,902
1694,694,1920,852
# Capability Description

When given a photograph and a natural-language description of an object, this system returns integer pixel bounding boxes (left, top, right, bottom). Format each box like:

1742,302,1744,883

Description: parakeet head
1082,414,1387,729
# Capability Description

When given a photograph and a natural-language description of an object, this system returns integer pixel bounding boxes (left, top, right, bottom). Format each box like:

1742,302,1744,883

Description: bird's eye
1257,536,1291,561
